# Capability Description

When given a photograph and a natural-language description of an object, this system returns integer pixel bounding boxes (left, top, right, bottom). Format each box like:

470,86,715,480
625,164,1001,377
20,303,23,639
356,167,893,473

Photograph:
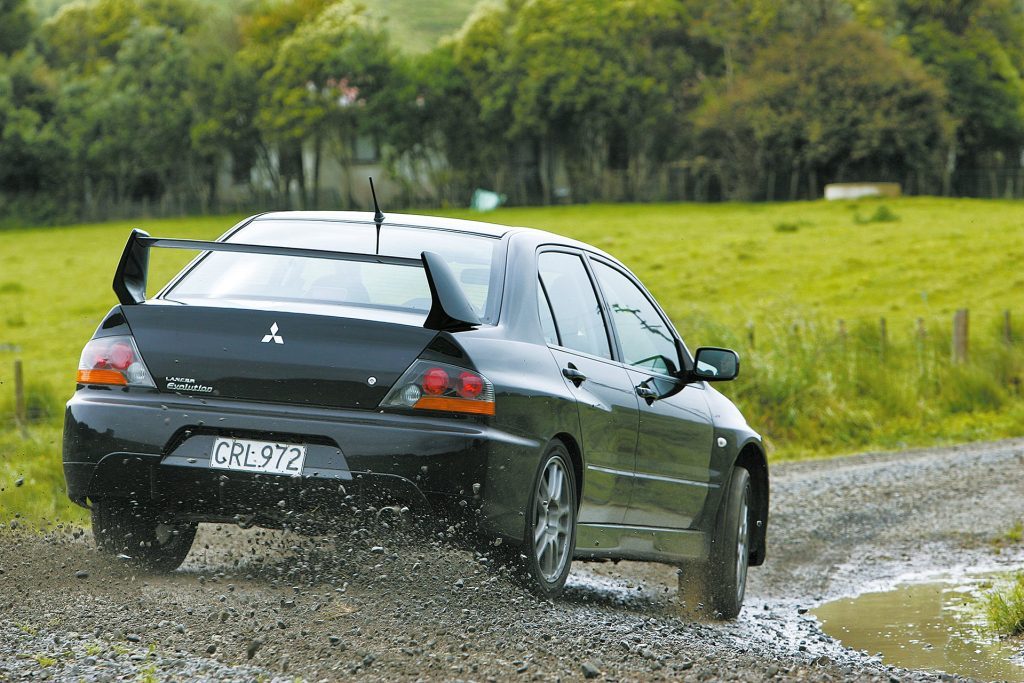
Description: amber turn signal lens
414,396,495,415
77,369,129,385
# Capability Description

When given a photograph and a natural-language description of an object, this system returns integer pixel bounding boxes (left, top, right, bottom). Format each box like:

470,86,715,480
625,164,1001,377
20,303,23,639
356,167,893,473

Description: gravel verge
3,438,1023,681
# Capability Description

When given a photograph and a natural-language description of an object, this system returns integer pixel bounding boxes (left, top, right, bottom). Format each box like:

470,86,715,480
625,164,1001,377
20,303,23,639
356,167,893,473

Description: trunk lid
122,303,436,410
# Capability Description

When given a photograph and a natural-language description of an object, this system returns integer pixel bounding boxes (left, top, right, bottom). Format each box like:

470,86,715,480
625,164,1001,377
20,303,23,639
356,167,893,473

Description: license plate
210,438,306,476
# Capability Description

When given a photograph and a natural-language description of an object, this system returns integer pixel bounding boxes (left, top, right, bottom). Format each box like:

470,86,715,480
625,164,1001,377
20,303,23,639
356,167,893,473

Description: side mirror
692,347,739,382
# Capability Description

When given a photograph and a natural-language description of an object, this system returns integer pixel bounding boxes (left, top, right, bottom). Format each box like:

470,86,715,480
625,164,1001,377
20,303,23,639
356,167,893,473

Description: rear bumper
63,389,541,540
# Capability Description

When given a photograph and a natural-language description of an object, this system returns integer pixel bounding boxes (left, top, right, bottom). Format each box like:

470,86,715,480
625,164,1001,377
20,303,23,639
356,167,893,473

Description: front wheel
91,498,197,571
510,445,578,598
704,466,751,619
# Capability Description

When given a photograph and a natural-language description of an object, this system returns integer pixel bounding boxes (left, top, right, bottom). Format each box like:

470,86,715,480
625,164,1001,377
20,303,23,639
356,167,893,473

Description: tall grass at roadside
679,312,1024,458
0,423,82,526
983,573,1024,636
0,371,85,524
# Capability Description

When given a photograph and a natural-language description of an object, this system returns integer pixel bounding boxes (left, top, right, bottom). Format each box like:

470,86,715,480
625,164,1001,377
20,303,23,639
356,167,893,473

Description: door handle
562,366,588,386
636,384,658,402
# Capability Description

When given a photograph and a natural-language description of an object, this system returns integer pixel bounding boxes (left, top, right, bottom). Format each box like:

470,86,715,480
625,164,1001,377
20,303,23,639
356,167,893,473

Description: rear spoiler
112,228,480,331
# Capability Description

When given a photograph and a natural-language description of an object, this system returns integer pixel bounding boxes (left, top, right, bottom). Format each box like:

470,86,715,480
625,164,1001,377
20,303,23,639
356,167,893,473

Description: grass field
1,197,1023,525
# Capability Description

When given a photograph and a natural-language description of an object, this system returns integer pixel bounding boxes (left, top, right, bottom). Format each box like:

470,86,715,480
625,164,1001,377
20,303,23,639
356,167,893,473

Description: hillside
368,0,479,52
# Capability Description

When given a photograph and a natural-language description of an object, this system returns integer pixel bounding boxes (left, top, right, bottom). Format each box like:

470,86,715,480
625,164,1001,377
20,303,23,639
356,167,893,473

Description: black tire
704,466,751,619
91,499,197,571
508,444,578,598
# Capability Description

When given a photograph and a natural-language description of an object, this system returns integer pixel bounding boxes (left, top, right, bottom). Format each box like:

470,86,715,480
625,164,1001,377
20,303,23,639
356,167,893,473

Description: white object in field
824,182,902,200
471,188,505,212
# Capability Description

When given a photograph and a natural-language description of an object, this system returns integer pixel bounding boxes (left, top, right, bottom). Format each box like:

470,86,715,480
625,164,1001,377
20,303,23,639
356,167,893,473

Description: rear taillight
77,335,155,387
380,360,495,416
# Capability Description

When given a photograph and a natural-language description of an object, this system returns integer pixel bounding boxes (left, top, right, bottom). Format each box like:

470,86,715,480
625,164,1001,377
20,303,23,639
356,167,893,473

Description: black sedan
63,210,767,616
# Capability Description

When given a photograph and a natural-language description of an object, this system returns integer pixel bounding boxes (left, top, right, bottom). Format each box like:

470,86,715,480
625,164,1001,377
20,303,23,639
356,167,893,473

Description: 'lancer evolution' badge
261,322,284,344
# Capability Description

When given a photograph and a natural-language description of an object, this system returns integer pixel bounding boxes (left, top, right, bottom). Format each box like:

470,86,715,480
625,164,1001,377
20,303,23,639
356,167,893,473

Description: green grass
983,573,1024,636
992,521,1024,553
1,197,1023,524
441,198,1024,328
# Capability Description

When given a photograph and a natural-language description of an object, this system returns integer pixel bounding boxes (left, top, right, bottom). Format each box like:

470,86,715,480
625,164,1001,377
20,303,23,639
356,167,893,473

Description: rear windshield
164,220,500,321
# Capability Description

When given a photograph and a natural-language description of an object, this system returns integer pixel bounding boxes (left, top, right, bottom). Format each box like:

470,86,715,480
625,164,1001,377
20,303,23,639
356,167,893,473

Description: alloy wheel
532,456,572,582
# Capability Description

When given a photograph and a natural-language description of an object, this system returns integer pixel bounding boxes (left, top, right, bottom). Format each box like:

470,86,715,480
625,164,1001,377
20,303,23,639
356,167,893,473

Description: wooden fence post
1004,310,1013,345
14,359,28,439
953,309,969,364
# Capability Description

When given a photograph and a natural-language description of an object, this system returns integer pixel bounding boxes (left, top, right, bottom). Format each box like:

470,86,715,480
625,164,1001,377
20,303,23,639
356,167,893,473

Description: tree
857,0,1024,194
258,1,396,208
55,24,194,212
685,0,851,83
0,0,33,56
187,12,262,210
39,0,202,72
0,48,67,221
451,0,710,203
697,23,953,200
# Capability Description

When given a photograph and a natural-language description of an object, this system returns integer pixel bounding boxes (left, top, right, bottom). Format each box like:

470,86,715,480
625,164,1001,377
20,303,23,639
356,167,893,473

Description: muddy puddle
815,574,1024,681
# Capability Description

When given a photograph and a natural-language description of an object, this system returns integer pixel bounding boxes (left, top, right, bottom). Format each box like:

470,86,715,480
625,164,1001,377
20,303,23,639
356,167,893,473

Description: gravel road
3,438,1024,682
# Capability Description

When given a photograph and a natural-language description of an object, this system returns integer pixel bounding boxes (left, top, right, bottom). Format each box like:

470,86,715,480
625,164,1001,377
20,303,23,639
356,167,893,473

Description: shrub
983,574,1024,636
854,205,900,224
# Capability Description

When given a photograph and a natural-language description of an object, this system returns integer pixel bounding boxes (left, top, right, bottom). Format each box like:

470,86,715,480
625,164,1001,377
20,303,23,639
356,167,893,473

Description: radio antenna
369,177,384,254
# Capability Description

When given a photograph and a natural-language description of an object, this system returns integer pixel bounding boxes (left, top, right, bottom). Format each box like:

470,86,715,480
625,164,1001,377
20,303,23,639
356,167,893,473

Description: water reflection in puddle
815,575,1024,682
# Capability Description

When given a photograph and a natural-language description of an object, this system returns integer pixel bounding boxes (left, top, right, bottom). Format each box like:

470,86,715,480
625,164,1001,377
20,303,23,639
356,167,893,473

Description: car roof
252,211,514,239
248,211,617,261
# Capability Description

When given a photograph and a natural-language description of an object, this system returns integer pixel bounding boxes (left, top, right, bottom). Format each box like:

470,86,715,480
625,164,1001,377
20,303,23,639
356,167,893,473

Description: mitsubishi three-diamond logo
261,322,284,344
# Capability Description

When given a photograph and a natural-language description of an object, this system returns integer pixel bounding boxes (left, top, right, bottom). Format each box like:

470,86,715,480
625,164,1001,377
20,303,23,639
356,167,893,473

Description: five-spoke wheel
513,443,578,597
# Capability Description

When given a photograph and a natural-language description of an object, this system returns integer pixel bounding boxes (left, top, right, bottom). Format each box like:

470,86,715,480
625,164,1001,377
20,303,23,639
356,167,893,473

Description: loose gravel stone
246,638,263,659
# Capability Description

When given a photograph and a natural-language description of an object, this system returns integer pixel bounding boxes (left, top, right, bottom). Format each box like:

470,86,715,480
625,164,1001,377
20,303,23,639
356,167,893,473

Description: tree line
1,0,1023,224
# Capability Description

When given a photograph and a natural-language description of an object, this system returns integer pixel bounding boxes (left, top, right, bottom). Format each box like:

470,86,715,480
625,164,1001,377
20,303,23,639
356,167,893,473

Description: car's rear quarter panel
452,332,583,540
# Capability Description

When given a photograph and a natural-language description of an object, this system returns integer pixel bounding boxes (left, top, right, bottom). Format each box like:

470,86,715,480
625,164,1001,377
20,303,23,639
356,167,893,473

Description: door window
593,261,679,374
538,252,611,359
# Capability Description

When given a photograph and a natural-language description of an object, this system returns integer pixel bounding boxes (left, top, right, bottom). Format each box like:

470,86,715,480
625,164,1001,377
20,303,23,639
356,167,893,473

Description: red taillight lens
422,367,450,395
457,371,484,399
77,335,155,388
107,341,134,370
379,360,495,416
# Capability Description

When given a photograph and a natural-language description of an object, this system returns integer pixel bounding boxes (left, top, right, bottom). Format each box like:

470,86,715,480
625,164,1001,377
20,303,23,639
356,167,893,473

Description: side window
538,252,612,359
537,279,560,346
592,261,679,374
